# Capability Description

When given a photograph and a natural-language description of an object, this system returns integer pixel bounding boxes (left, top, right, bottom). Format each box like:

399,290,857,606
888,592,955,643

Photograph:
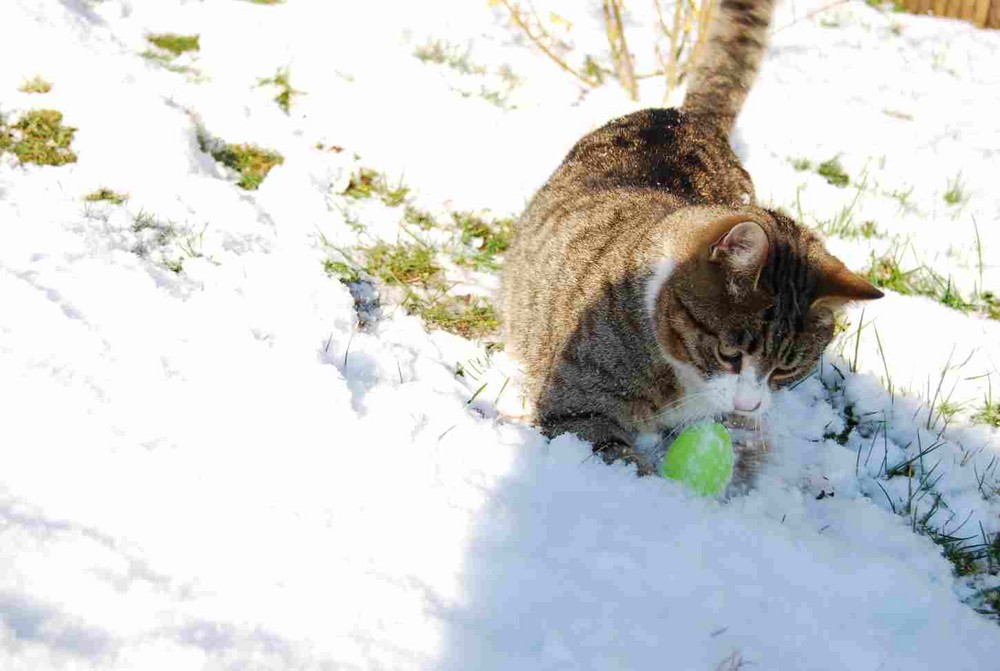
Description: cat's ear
812,256,883,309
709,221,768,288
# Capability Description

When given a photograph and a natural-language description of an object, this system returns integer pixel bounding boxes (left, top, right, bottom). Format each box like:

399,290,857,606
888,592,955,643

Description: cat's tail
681,0,776,134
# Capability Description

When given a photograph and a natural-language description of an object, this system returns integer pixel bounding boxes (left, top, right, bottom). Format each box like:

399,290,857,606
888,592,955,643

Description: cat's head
649,208,882,421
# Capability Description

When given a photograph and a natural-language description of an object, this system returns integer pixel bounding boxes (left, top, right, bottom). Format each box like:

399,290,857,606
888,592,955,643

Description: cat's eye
770,364,799,381
716,341,742,372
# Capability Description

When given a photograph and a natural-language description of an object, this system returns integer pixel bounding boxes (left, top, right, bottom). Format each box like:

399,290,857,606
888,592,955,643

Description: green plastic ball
660,422,734,497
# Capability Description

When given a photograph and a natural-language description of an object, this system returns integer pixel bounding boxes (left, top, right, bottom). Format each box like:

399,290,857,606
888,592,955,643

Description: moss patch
84,188,128,205
19,76,52,94
0,109,77,166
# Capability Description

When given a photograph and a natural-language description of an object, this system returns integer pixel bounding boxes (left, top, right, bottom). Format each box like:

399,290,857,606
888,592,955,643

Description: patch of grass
817,157,850,188
380,182,408,207
0,109,77,166
414,39,485,75
865,249,998,320
496,64,520,90
907,502,1000,617
978,292,1000,320
131,211,176,259
315,142,344,153
888,185,916,213
141,50,194,73
791,157,812,171
973,402,1000,428
866,250,937,297
141,33,201,76
414,38,519,109
936,399,965,425
19,75,52,94
343,167,409,206
343,167,379,199
943,174,966,206
973,382,1000,428
146,33,200,56
882,109,913,121
820,215,882,240
937,278,973,312
859,220,881,239
404,205,437,231
130,211,209,273
452,211,513,271
363,242,440,287
258,68,303,114
920,520,1000,620
84,187,127,205
321,234,502,340
204,139,284,190
326,164,510,340
140,49,197,75
476,86,512,109
823,311,1000,620
813,176,882,241
322,259,360,284
245,0,283,4
865,0,906,10
410,294,500,339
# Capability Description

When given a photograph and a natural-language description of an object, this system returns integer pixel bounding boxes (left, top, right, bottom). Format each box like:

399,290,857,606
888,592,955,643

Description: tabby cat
502,0,882,479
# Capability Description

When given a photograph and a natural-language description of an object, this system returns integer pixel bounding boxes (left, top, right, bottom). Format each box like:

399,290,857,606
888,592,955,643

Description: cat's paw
594,440,657,477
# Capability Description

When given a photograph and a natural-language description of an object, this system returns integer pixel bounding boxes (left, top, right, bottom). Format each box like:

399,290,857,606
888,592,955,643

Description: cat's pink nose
734,397,761,413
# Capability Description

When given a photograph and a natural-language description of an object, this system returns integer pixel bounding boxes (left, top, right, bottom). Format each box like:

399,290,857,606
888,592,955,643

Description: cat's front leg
725,421,769,494
541,412,656,476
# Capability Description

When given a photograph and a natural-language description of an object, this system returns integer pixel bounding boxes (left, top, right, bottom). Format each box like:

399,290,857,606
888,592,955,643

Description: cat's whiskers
645,390,720,423
660,393,728,440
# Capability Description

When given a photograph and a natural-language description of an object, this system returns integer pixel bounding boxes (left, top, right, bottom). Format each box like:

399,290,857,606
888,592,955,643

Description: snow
1,0,999,668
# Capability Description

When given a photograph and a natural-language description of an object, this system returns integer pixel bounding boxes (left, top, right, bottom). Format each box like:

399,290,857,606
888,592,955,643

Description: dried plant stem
497,0,598,87
770,0,851,34
656,0,685,92
500,0,716,100
655,0,716,97
691,0,715,68
603,0,639,100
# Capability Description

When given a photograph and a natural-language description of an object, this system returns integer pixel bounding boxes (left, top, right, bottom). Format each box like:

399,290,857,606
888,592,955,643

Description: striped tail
681,0,776,134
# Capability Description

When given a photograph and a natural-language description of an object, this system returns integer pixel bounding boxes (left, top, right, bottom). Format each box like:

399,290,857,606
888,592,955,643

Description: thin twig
770,0,851,35
498,0,597,87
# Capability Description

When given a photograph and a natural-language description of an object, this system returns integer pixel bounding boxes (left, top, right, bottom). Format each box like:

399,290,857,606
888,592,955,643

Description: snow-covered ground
2,0,999,668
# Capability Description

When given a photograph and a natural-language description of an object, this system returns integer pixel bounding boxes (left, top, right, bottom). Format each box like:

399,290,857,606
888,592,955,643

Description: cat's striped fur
502,0,881,478
684,0,777,133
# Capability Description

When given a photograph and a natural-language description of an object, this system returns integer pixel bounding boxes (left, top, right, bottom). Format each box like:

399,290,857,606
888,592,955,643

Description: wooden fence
900,0,1000,28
